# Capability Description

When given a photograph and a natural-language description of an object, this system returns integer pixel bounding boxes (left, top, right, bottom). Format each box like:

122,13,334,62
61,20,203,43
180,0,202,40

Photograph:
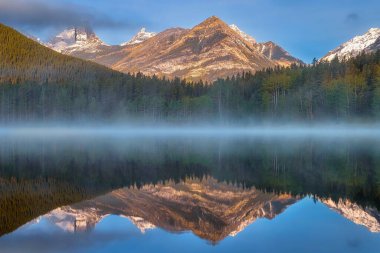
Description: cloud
0,0,125,30
346,13,359,22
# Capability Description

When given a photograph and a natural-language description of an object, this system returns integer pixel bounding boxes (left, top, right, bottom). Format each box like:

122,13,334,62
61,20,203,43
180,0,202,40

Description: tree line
1,23,380,122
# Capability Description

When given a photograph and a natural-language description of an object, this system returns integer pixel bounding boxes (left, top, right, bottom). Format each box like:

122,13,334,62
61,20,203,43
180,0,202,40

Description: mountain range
8,16,380,82
44,16,303,82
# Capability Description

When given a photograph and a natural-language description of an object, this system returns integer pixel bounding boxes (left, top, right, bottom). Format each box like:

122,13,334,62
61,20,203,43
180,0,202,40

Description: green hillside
0,23,123,84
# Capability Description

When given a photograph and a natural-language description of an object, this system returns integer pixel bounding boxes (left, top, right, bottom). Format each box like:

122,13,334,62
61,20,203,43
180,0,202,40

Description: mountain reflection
24,178,379,244
1,135,380,241
42,178,298,243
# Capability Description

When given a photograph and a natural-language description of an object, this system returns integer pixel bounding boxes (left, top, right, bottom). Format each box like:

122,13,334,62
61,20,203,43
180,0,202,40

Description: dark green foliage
0,24,123,85
0,178,97,236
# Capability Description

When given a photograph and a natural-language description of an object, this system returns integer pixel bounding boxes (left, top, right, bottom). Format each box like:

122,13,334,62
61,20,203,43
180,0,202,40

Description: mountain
44,16,302,82
0,23,122,85
120,28,157,46
321,28,380,62
47,26,110,59
109,16,280,82
41,178,298,243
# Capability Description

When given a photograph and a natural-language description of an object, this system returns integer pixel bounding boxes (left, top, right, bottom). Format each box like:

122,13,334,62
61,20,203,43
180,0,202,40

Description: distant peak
47,25,106,53
200,16,226,26
121,27,157,46
321,27,380,62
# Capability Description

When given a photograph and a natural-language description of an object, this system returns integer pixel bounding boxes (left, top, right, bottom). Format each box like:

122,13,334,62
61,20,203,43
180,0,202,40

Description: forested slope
0,23,123,84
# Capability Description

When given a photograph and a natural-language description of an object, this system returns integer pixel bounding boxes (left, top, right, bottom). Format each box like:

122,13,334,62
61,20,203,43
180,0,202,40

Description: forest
1,23,380,122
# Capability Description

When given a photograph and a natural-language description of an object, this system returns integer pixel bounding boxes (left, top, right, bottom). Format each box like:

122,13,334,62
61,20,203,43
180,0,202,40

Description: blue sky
1,0,380,63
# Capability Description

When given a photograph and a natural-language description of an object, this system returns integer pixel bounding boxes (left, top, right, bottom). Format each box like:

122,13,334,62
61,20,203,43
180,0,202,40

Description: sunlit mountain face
43,16,303,82
1,135,380,252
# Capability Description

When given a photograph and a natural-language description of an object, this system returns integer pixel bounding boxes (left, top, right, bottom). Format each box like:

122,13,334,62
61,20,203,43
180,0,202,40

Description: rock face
45,16,302,82
321,28,380,62
42,178,298,243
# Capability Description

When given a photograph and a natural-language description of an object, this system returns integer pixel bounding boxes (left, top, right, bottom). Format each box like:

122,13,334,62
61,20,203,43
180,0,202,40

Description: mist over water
1,123,380,139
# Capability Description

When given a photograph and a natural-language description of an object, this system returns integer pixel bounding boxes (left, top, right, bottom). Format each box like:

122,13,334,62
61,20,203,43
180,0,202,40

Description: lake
0,127,380,253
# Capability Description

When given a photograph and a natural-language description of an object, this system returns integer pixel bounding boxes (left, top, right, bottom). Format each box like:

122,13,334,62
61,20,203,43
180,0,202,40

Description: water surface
0,129,380,252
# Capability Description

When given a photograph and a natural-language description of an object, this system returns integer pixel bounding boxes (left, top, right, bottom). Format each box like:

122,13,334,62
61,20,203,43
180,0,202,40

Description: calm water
1,129,380,253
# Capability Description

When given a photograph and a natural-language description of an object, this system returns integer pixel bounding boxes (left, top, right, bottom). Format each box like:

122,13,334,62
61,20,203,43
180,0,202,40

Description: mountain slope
0,23,122,84
257,41,304,66
321,28,380,62
229,24,257,45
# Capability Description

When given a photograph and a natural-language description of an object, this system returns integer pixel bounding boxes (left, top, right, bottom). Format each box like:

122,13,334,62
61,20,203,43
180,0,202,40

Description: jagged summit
321,27,380,62
121,27,157,46
47,26,108,55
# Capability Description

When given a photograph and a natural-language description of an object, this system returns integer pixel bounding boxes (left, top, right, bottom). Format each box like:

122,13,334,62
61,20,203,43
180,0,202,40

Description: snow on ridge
47,27,108,54
229,24,256,45
322,27,380,62
121,28,157,46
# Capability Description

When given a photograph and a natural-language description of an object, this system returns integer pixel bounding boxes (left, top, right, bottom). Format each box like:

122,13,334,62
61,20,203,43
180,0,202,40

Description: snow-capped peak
121,28,157,46
321,27,380,62
47,27,107,54
229,24,256,45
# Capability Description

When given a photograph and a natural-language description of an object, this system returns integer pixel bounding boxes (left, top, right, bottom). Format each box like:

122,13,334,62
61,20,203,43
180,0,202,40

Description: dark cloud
346,13,359,22
0,0,125,30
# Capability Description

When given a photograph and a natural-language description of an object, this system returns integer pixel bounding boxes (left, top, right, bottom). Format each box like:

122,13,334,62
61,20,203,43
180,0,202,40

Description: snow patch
121,28,157,46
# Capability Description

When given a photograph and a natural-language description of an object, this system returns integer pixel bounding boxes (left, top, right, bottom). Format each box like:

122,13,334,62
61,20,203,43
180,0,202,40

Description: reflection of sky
1,198,380,253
